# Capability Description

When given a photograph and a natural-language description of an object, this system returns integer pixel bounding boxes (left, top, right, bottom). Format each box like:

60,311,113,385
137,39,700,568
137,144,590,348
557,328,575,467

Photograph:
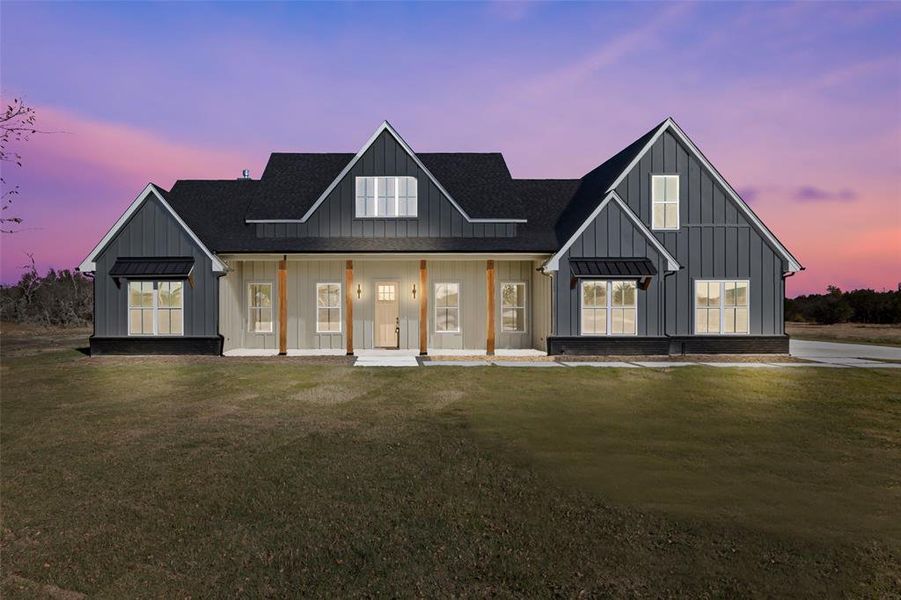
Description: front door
374,281,399,348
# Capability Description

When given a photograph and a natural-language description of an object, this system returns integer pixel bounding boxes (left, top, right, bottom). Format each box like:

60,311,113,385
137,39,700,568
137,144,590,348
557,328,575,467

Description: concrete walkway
351,340,901,368
790,339,901,361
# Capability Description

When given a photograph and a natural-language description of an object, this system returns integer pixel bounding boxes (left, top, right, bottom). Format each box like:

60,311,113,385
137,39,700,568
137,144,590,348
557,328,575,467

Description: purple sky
1,1,899,295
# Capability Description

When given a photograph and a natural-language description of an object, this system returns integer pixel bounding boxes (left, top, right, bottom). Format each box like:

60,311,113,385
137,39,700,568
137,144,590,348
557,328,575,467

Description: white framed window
316,283,342,333
501,282,526,333
434,282,460,333
247,282,273,334
128,280,183,336
651,174,679,230
580,280,637,336
355,176,418,218
376,283,396,302
695,280,749,335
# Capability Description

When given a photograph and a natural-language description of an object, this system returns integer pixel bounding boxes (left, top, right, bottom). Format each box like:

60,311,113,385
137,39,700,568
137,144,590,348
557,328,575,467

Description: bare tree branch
0,97,39,233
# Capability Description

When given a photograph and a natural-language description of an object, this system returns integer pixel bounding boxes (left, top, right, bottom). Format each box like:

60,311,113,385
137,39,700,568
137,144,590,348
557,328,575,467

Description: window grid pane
316,284,342,333
248,283,274,333
128,280,184,336
435,283,460,332
582,281,637,336
652,175,679,229
501,283,526,332
377,284,396,302
581,307,607,335
355,176,417,217
695,281,749,335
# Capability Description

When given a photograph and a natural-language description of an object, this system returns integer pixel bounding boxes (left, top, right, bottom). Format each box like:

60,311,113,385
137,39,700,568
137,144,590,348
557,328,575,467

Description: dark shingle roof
166,177,568,253
418,153,522,219
554,120,664,245
160,122,671,255
244,153,353,221
243,152,525,221
165,179,259,251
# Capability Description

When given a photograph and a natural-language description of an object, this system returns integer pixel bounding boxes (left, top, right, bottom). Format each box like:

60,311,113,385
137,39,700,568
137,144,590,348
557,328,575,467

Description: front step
353,356,419,367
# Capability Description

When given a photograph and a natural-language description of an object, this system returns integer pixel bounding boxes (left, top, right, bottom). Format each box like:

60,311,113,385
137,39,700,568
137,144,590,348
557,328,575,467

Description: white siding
221,257,551,352
531,262,552,352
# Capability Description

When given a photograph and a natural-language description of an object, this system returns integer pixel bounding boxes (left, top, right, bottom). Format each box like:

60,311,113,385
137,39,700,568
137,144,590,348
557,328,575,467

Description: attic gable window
651,174,679,230
355,176,417,218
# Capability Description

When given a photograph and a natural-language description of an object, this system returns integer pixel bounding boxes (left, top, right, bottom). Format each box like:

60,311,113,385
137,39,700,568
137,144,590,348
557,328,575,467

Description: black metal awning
569,258,657,290
110,257,195,281
570,258,656,279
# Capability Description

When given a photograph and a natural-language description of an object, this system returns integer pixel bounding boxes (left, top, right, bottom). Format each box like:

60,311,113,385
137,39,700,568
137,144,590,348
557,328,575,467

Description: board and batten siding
255,131,516,240
352,260,420,350
613,130,787,336
288,260,347,351
426,260,487,351
554,200,669,337
531,261,553,352
494,261,534,350
428,260,539,351
219,258,549,352
219,260,279,352
93,194,219,338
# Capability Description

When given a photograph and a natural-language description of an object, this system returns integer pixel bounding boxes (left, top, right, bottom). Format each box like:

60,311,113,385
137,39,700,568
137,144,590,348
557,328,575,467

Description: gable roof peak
78,182,226,273
604,117,802,271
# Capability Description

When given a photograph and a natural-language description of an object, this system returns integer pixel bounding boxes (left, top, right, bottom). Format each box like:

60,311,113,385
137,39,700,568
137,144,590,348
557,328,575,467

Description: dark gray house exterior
79,118,802,356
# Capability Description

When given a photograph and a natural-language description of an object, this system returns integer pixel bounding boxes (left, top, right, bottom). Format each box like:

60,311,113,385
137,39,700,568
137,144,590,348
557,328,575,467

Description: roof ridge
417,151,505,155
268,151,354,155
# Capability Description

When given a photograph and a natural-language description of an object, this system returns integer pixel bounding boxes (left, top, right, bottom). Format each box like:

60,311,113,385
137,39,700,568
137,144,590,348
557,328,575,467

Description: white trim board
543,191,680,272
78,183,226,273
219,252,551,262
606,118,802,272
246,121,527,225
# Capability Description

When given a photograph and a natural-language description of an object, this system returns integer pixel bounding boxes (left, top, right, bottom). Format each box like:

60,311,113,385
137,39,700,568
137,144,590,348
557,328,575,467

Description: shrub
0,260,92,326
786,284,901,325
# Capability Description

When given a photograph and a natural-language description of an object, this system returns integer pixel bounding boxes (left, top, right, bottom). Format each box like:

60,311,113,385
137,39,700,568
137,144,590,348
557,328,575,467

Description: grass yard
1,326,899,597
787,322,901,346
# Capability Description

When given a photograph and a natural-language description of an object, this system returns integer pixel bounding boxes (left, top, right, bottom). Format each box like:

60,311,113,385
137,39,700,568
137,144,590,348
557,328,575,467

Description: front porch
218,254,552,356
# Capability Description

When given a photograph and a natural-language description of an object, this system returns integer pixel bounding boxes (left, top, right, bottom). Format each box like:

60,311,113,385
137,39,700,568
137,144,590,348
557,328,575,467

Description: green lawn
2,328,899,597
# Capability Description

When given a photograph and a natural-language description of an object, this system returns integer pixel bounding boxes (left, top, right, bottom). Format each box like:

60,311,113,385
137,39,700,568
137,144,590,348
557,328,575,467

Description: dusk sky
1,1,898,295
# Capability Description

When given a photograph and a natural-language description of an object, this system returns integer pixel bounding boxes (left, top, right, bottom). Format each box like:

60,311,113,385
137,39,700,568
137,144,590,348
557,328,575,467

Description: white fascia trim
253,121,525,226
219,252,552,262
609,192,680,271
605,118,802,272
542,191,680,273
78,183,226,273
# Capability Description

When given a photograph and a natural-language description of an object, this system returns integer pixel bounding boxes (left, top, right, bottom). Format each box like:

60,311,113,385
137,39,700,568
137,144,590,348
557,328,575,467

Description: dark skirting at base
90,335,224,356
547,335,790,356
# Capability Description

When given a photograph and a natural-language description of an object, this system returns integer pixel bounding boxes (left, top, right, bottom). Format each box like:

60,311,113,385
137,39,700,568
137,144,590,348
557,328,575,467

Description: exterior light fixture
356,283,362,299
412,283,417,299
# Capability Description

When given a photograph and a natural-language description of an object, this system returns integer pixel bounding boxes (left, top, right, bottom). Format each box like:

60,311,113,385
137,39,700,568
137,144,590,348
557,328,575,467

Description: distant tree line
0,258,92,326
785,285,901,325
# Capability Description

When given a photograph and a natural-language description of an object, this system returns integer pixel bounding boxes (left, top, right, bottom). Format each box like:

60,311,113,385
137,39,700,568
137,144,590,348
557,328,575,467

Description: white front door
374,281,399,348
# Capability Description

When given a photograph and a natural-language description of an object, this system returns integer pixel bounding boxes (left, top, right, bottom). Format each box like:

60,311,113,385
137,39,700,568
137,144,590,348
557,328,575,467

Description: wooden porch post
419,260,427,355
345,260,354,356
278,256,287,355
486,259,496,355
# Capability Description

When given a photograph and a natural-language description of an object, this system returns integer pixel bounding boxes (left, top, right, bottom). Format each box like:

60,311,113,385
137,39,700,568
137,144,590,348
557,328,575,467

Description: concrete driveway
790,339,901,362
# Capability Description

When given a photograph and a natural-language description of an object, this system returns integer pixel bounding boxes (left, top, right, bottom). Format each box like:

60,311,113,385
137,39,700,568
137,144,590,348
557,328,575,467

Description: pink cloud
1,104,261,282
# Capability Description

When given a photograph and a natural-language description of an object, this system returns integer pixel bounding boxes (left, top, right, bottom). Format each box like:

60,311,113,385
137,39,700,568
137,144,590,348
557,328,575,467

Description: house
78,118,802,356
